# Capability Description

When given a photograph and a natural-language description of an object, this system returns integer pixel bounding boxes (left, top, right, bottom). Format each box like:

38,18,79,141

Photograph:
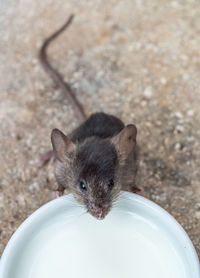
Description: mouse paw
57,190,64,197
55,184,65,198
52,189,64,199
55,191,61,198
37,150,55,168
131,186,147,198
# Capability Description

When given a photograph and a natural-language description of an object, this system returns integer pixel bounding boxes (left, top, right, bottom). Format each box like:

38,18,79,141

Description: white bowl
0,192,199,278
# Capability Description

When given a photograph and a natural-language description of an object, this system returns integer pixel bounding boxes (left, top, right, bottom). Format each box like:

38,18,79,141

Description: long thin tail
39,14,86,122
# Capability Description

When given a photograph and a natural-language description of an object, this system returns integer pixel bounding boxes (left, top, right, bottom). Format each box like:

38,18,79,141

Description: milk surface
13,208,187,278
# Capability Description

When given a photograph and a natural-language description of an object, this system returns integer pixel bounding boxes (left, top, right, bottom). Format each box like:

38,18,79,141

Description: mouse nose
88,202,109,220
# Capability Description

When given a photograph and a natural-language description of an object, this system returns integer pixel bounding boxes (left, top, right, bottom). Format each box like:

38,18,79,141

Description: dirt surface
0,0,200,258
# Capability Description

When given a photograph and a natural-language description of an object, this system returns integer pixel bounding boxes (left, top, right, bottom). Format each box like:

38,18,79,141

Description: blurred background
0,0,200,257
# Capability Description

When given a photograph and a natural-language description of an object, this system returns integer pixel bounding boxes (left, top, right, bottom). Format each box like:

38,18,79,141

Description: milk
12,206,187,278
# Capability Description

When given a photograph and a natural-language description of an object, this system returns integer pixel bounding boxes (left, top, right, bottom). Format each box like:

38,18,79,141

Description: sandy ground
0,0,200,258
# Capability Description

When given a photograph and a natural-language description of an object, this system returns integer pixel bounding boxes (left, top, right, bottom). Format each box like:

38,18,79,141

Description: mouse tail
39,14,86,123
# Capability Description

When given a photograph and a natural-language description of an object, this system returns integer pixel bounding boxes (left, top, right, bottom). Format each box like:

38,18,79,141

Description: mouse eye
108,179,114,190
79,181,87,191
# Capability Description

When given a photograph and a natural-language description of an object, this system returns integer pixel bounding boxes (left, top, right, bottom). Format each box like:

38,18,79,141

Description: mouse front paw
130,186,148,198
37,150,55,168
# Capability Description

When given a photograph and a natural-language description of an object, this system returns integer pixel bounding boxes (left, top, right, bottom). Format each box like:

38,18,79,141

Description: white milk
13,207,187,278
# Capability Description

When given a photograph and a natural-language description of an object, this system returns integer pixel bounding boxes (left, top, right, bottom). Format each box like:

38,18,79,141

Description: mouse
39,14,143,219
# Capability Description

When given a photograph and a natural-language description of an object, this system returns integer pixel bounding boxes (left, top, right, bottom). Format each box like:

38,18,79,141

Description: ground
0,0,200,258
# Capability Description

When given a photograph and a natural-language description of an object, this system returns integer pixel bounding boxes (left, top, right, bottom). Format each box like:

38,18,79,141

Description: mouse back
70,112,125,143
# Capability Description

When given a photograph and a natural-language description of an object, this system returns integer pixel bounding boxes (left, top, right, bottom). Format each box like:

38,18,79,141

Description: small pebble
187,109,194,116
174,142,182,150
187,136,195,142
160,77,167,85
182,73,190,81
0,195,4,207
176,125,184,133
29,182,39,191
180,55,189,62
156,120,162,126
143,86,153,99
135,42,142,49
141,100,147,107
175,111,183,119
195,211,200,220
16,194,26,206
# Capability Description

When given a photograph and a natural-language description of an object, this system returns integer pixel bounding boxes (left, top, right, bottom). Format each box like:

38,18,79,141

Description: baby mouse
40,15,143,219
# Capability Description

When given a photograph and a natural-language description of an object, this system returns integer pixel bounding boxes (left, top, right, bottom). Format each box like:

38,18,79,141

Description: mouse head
51,125,137,220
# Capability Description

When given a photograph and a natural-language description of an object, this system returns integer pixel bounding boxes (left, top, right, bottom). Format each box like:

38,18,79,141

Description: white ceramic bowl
0,192,199,278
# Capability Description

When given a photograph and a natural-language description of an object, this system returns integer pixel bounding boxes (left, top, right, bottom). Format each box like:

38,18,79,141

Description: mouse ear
51,128,76,163
111,124,137,161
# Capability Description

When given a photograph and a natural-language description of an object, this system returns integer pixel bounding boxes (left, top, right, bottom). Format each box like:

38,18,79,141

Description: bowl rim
0,192,199,277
